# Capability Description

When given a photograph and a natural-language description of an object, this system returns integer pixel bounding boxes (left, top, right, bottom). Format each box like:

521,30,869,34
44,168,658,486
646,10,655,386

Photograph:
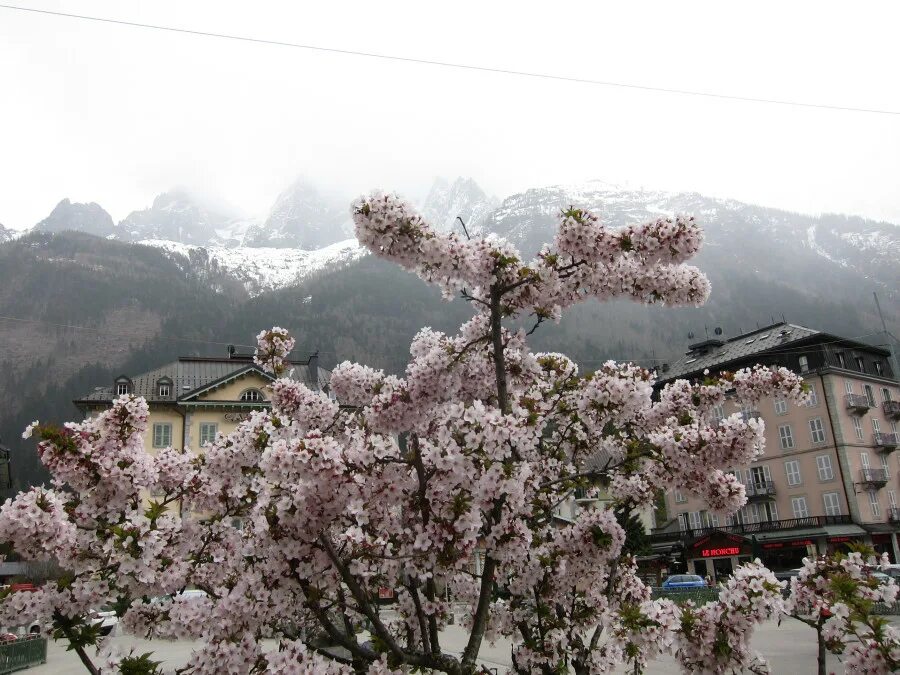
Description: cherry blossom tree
0,193,868,673
784,548,900,675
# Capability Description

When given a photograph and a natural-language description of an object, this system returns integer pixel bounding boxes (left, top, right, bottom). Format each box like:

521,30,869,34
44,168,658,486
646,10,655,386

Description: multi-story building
74,349,331,497
651,322,899,582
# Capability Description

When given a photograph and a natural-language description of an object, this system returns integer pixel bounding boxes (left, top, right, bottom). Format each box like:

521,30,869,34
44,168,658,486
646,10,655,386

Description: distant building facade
651,323,899,582
74,349,331,516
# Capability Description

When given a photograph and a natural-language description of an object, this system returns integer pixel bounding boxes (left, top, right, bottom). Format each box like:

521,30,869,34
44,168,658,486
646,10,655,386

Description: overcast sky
2,0,899,230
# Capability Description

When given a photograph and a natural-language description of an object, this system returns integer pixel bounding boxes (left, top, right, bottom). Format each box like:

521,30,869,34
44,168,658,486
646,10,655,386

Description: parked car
661,574,707,590
881,564,900,581
89,605,119,636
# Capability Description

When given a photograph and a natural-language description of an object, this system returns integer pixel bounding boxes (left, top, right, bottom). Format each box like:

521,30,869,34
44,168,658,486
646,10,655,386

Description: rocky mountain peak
35,198,116,238
243,178,349,250
421,177,497,234
118,190,240,246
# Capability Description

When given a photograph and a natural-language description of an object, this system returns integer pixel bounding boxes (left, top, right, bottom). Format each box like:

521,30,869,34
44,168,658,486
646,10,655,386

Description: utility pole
873,292,900,381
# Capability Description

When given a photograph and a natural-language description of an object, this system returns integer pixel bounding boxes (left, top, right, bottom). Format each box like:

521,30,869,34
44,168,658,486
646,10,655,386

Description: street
27,616,896,674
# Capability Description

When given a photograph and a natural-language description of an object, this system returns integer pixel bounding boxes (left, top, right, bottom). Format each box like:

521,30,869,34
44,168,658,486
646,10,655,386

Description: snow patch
139,238,366,296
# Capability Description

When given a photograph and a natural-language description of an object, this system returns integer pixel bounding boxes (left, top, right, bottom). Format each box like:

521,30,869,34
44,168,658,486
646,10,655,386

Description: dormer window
114,376,132,397
156,377,173,398
798,355,809,373
239,388,265,402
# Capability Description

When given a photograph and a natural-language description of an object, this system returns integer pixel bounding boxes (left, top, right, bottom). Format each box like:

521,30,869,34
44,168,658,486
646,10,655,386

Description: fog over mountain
1,175,897,491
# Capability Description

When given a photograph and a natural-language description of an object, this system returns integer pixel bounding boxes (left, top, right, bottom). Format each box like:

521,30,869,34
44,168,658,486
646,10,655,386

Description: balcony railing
745,480,776,500
874,432,900,452
860,468,889,486
885,400,900,420
650,514,853,543
845,393,872,413
889,507,900,523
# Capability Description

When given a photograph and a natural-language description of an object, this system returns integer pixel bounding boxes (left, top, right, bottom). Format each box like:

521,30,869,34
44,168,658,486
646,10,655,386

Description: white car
89,605,119,636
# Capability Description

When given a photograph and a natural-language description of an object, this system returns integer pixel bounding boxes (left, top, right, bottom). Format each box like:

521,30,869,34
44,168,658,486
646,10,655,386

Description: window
823,492,841,516
889,490,897,509
836,352,846,369
774,399,788,415
152,423,172,448
881,454,890,479
785,460,801,486
845,380,854,395
873,418,881,434
856,357,865,372
799,355,809,373
864,385,875,407
816,455,834,481
875,361,883,376
708,513,719,527
869,491,881,518
852,417,864,441
861,452,870,470
712,404,725,422
240,389,265,402
158,384,170,397
677,513,688,531
884,388,893,403
805,384,818,407
761,501,778,522
688,511,702,530
791,496,809,518
116,382,130,396
809,418,826,444
750,465,771,487
199,423,218,447
743,503,759,523
674,489,687,503
779,424,795,450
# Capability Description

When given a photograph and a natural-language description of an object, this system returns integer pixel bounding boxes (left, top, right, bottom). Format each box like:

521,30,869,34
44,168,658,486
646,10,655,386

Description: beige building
651,323,899,581
75,349,331,513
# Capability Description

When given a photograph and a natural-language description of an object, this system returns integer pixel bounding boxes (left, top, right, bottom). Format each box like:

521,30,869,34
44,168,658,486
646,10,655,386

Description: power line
1,3,898,117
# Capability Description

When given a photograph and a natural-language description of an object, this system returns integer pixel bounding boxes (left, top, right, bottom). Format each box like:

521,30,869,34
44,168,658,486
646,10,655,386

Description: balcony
885,400,900,420
874,432,900,453
745,480,777,501
845,393,872,414
650,514,853,543
889,507,900,523
860,468,889,487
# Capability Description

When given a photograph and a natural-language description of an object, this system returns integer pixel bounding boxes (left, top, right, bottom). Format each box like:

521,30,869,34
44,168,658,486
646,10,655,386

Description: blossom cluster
785,551,900,673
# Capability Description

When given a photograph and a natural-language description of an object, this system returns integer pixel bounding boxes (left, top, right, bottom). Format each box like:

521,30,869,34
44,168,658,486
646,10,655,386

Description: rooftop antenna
782,313,786,323
687,331,695,340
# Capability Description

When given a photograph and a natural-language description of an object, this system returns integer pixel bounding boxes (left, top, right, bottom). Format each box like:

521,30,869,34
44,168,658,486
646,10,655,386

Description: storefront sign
828,536,853,544
762,539,813,550
701,546,741,558
224,413,252,422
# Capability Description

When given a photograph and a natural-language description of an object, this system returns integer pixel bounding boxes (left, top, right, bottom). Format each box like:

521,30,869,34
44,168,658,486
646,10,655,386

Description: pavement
25,616,898,674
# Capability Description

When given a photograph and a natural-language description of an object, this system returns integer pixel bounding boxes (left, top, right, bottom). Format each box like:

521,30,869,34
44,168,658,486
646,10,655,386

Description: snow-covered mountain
12,177,898,301
483,180,899,294
243,179,349,249
118,190,247,246
0,223,17,244
139,238,364,296
35,199,116,238
420,177,497,234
